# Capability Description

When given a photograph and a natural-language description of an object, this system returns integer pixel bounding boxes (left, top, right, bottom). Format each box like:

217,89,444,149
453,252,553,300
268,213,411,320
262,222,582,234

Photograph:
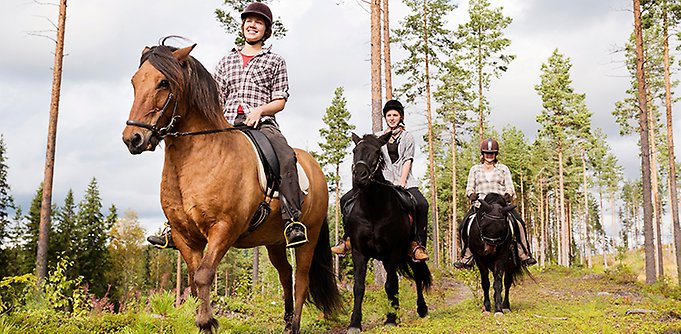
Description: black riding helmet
383,99,404,120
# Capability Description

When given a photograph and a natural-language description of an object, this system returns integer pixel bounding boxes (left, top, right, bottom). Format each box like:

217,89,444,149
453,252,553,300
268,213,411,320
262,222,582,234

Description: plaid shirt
213,45,289,125
466,163,515,207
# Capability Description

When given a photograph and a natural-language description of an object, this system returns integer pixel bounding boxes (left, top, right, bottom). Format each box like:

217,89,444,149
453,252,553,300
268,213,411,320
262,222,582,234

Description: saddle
238,128,310,233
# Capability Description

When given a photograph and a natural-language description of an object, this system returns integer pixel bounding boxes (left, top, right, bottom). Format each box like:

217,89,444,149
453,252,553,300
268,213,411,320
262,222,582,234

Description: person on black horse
454,138,537,269
147,2,307,249
332,99,429,261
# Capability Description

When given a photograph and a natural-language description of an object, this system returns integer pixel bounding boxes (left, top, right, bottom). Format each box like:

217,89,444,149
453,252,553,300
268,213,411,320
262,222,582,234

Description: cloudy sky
0,0,668,238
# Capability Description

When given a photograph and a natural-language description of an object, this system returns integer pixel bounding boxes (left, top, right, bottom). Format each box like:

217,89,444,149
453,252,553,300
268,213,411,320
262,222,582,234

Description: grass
1,265,680,333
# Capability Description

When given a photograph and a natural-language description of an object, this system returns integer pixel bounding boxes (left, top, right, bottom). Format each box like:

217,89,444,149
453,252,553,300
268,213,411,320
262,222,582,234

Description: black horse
464,193,528,314
342,132,432,333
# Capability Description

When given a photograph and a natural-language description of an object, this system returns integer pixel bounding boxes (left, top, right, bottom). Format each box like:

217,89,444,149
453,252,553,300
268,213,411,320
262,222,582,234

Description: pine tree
52,190,77,268
107,210,145,303
455,0,514,141
75,178,111,296
0,135,16,277
313,87,355,276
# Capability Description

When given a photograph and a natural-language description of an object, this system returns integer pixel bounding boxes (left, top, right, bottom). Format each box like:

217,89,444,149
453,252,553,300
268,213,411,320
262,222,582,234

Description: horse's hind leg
266,244,294,333
383,262,399,326
292,239,318,334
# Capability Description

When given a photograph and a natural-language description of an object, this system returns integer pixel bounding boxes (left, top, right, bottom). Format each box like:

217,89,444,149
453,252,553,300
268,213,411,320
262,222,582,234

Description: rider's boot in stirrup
147,222,176,250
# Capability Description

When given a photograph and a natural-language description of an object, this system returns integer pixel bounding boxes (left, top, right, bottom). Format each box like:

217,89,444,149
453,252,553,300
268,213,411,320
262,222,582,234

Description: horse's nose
123,132,145,154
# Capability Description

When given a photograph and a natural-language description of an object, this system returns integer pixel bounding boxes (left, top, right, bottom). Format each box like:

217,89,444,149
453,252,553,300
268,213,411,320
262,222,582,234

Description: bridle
126,90,239,139
351,140,386,185
475,209,511,247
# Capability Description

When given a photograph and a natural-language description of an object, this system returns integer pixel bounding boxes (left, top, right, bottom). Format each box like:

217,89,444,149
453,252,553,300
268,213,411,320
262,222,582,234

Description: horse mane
360,134,386,173
140,41,228,128
482,193,506,207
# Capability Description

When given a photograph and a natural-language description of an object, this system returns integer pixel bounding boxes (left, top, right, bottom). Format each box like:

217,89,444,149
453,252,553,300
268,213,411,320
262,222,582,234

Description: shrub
0,273,36,313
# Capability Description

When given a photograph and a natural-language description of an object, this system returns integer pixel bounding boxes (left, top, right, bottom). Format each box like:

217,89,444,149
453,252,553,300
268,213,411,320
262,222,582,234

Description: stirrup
148,222,175,249
284,221,308,248
410,243,429,262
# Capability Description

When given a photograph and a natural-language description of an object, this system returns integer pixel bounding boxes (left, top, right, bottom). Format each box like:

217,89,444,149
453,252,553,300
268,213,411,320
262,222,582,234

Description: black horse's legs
349,254,369,330
413,264,428,317
383,262,399,325
479,265,491,312
502,268,512,312
493,267,504,313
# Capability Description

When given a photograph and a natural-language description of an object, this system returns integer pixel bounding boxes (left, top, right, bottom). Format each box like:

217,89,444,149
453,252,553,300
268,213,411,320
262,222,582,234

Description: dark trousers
258,123,302,221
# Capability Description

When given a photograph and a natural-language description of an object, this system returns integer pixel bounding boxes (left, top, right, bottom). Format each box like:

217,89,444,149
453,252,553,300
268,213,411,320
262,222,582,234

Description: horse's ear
378,132,391,144
352,132,361,145
172,44,197,63
502,204,517,214
478,199,492,212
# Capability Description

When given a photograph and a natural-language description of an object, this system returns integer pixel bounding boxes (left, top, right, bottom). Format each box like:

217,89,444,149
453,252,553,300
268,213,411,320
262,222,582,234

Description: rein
475,210,511,246
125,92,240,138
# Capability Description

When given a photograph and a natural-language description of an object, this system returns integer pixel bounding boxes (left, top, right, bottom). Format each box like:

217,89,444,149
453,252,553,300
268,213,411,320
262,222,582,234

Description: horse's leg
194,226,236,334
173,233,204,297
492,266,504,314
478,265,491,313
291,238,317,334
265,244,294,333
410,262,428,318
383,262,399,326
502,269,512,313
349,253,369,332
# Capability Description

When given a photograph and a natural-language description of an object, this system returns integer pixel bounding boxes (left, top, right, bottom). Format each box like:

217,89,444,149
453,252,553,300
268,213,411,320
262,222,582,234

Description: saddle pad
241,132,310,198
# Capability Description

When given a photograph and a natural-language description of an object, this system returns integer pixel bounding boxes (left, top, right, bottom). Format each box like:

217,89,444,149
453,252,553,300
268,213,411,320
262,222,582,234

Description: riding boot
331,237,351,256
409,241,429,261
147,222,176,250
453,247,474,269
513,214,537,266
284,211,307,248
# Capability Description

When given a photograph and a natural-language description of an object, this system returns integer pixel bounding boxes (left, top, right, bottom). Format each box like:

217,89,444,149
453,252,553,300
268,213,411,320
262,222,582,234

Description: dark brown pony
122,42,340,334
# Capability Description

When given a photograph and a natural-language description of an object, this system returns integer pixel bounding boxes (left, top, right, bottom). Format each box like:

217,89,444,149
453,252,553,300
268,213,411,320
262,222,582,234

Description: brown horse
122,42,341,334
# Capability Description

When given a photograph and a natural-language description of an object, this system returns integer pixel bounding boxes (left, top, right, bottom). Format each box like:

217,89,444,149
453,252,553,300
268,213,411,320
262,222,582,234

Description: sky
0,0,673,239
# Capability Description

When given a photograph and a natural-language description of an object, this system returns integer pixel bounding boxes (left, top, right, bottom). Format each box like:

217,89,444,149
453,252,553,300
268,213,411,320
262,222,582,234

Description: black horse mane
481,193,506,208
140,37,228,128
358,134,386,176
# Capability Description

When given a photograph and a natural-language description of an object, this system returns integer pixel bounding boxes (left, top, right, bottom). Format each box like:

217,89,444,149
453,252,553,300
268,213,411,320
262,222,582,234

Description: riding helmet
480,138,499,153
241,2,273,27
383,99,405,120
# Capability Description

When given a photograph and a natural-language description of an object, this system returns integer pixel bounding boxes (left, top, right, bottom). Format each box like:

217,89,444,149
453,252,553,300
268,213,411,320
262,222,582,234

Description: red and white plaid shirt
466,163,515,207
213,45,289,125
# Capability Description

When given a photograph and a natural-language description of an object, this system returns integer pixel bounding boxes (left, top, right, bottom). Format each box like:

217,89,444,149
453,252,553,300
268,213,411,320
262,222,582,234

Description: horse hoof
502,308,511,313
494,312,504,317
385,322,397,327
347,327,362,334
482,311,491,315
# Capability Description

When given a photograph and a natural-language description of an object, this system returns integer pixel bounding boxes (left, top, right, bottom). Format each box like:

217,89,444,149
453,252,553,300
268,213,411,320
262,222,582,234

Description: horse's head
122,39,225,155
350,132,391,189
476,194,516,255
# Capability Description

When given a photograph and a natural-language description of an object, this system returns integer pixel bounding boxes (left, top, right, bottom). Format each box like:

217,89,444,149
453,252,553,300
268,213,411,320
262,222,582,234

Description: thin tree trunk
422,0,439,267
382,0,393,100
603,235,609,269
252,247,259,290
451,123,458,263
225,253,229,296
648,101,664,279
559,148,568,266
176,251,182,307
539,176,545,267
334,164,340,278
583,151,591,268
37,0,67,285
633,0,657,284
662,0,681,284
477,37,484,142
371,0,382,133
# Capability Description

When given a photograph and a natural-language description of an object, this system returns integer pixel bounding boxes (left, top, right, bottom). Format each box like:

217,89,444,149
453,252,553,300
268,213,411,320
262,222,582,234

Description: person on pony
453,138,537,269
147,2,307,249
331,100,429,262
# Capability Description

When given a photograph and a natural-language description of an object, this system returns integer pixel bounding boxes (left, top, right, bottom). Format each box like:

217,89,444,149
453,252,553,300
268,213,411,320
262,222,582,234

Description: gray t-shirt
380,130,417,189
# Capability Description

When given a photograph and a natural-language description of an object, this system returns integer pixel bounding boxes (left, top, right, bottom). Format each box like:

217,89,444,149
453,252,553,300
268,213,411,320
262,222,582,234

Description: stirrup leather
284,221,308,248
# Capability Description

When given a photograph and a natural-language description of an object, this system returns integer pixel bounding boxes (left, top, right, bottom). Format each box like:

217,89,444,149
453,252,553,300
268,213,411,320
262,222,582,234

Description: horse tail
307,217,342,317
399,261,433,292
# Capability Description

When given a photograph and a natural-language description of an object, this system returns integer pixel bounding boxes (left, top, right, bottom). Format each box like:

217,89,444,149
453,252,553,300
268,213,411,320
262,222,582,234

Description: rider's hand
468,193,478,203
245,106,263,127
503,193,512,203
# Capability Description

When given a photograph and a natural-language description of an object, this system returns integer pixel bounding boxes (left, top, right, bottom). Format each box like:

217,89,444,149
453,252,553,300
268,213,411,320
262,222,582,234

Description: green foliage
604,263,638,284
148,291,175,317
43,256,88,314
215,0,287,46
0,273,36,313
0,135,16,278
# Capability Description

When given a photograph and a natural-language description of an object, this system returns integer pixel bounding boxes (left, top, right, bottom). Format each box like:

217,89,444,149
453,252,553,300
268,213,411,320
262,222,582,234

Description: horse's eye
158,80,169,89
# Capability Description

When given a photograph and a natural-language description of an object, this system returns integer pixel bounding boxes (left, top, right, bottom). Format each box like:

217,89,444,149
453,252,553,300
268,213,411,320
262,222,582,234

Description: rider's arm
465,165,477,197
398,132,415,187
399,159,412,187
501,165,516,198
246,55,289,126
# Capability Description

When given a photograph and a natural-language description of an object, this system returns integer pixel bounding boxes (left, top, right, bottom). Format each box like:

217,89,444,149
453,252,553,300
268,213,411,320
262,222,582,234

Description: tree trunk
422,0,439,267
225,253,229,296
583,151,591,268
648,104,664,279
633,0,657,284
176,251,182,307
37,0,68,285
252,247,259,290
477,39,484,142
539,176,545,267
451,123,458,263
382,0,393,100
558,147,568,266
662,0,681,284
371,0,382,133
334,163,340,278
